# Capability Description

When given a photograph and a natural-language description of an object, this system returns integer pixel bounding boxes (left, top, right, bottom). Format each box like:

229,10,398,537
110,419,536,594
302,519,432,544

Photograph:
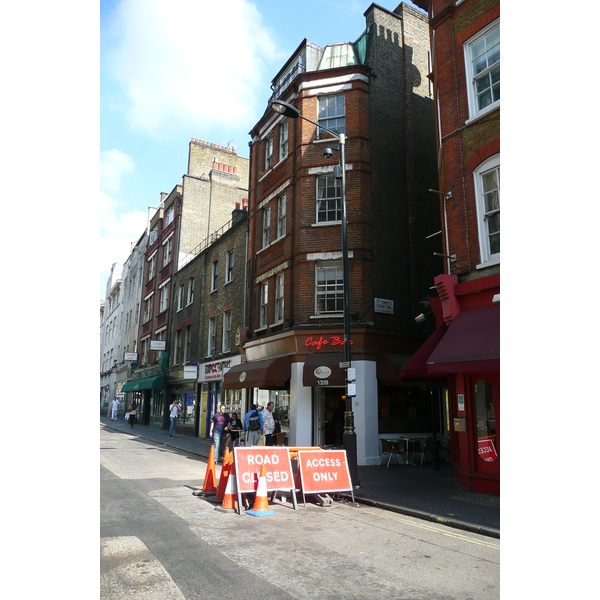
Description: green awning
121,375,165,392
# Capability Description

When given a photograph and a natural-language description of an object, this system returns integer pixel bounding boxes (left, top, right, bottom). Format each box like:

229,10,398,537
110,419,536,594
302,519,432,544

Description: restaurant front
223,328,427,464
400,274,500,495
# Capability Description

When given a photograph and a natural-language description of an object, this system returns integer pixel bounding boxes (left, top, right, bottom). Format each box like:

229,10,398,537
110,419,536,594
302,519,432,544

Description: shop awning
121,375,165,392
399,323,448,381
222,356,291,389
426,305,500,374
303,352,346,386
377,354,412,385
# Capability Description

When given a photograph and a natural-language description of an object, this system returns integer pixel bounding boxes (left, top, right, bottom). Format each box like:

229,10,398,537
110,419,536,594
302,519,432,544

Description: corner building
404,0,500,494
224,2,442,465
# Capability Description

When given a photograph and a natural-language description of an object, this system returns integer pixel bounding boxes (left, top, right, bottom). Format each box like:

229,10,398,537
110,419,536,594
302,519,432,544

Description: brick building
402,0,500,494
166,203,248,438
124,140,249,429
223,2,442,464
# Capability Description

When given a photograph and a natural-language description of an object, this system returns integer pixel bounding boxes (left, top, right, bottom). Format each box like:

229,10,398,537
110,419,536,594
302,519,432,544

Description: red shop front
401,274,500,495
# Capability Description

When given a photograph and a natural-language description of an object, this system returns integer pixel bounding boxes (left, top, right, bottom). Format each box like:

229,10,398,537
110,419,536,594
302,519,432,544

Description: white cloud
100,149,134,193
100,149,147,299
105,0,279,138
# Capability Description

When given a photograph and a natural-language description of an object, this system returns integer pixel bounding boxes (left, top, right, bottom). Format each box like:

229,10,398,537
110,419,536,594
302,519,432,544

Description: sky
99,0,423,300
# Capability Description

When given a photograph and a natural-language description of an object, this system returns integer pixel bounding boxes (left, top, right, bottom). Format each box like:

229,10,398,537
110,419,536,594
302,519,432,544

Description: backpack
247,410,261,431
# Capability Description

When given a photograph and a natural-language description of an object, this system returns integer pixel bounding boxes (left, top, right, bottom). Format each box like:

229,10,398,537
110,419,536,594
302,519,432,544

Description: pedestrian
226,412,244,452
169,395,181,437
263,402,277,446
111,397,119,420
127,401,137,428
244,403,264,447
209,404,231,462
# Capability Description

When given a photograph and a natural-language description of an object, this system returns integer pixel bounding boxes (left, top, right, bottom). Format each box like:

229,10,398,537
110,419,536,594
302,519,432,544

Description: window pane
489,230,500,255
486,27,500,50
477,87,492,110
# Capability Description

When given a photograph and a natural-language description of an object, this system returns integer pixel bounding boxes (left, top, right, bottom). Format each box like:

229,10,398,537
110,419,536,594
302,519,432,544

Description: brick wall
429,0,500,281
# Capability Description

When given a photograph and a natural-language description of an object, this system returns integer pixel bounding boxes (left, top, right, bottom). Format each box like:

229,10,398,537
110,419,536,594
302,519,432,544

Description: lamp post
270,99,359,487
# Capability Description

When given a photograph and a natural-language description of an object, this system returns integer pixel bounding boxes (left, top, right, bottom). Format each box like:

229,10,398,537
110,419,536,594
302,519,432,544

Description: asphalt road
100,426,500,599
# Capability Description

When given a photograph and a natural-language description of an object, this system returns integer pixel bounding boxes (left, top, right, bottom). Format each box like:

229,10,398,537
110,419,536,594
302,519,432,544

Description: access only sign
297,449,353,497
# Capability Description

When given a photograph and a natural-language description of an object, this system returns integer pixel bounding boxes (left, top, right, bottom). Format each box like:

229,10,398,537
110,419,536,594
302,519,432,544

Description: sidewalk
100,415,499,539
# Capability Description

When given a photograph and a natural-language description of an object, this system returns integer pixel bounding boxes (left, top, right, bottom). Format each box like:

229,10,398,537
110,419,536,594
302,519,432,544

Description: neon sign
304,335,354,351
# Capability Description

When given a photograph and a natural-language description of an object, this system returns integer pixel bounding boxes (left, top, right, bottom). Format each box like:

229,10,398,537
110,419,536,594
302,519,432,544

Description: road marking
358,507,500,550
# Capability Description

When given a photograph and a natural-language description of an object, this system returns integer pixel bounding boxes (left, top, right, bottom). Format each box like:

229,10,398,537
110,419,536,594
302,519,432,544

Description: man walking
210,404,231,462
111,397,119,420
244,404,264,447
169,396,181,437
263,402,276,446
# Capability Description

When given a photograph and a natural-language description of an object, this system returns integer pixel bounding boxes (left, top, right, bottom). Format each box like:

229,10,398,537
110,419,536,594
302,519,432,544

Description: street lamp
270,99,359,487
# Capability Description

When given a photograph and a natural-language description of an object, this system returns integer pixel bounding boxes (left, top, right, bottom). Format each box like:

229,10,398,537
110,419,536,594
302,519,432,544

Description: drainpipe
244,141,252,330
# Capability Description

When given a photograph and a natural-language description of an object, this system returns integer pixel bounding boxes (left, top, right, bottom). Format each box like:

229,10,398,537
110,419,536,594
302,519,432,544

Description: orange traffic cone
216,447,233,501
246,465,276,517
215,460,238,512
193,444,217,496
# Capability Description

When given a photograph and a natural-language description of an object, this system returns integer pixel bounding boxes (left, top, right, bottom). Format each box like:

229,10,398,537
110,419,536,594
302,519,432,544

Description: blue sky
100,0,423,299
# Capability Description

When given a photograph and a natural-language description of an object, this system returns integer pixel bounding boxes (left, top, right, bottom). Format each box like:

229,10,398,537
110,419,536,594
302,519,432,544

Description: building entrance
314,387,346,447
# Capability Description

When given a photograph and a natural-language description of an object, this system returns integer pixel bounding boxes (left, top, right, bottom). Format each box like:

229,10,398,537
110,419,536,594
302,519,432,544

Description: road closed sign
233,447,295,493
297,450,353,495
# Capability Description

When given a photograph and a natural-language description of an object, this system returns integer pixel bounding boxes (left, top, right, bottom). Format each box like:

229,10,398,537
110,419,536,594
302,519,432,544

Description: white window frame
265,134,273,169
226,249,234,283
211,259,218,292
275,273,284,323
208,317,217,356
149,225,158,245
262,205,271,248
315,261,344,315
187,277,194,305
473,154,500,267
164,205,174,227
143,293,154,323
279,119,288,160
277,194,286,239
318,94,345,138
464,20,500,121
177,284,184,311
222,310,232,353
260,281,268,327
159,282,169,313
148,253,157,281
162,237,172,267
316,175,342,223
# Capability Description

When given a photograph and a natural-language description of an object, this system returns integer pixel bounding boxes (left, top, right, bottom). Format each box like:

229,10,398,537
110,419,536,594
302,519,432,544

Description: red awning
398,324,447,380
426,305,499,374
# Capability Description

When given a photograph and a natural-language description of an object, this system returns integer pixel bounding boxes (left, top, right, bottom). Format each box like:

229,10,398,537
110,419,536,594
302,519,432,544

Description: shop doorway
313,387,346,447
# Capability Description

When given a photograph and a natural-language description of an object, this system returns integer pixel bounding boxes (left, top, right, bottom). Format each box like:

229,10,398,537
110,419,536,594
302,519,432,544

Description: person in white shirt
263,402,276,446
111,398,119,420
169,396,181,437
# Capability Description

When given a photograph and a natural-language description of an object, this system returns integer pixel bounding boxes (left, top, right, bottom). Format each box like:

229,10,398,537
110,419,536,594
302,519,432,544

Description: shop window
474,378,498,462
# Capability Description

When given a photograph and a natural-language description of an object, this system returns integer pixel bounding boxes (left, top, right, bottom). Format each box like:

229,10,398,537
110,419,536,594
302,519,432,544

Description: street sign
339,361,350,368
297,450,355,505
233,447,295,493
